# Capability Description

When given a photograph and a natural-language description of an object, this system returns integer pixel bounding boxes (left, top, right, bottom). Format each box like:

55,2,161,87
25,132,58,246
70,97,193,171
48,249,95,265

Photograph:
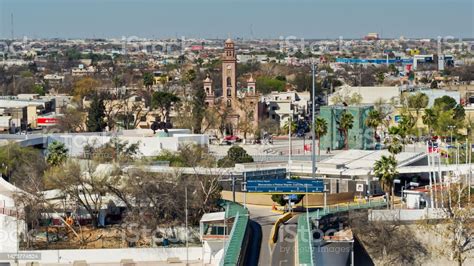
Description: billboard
245,179,324,193
37,117,58,126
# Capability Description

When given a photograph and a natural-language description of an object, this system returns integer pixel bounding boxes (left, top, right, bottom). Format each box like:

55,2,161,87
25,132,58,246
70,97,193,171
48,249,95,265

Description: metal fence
220,201,249,266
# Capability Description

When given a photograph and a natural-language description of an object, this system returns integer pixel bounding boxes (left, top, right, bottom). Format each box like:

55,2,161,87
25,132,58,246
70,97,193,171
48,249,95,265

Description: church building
203,39,265,137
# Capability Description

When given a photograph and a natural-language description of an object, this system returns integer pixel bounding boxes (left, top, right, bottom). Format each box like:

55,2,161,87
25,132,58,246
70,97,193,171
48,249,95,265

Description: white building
263,90,310,127
329,85,401,105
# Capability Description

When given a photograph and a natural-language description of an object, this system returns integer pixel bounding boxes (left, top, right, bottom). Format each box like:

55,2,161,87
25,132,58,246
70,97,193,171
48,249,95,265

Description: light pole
288,116,292,177
448,125,456,144
311,62,317,179
185,186,189,266
305,184,312,258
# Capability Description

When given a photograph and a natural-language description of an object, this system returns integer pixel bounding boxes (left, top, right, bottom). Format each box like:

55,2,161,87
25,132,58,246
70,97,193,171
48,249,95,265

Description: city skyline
1,0,473,39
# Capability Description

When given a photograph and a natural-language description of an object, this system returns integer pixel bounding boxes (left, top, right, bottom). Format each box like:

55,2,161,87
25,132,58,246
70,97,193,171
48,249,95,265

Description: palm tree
422,108,436,137
314,117,328,156
282,119,297,135
366,109,381,149
386,134,403,155
373,155,398,208
339,111,354,150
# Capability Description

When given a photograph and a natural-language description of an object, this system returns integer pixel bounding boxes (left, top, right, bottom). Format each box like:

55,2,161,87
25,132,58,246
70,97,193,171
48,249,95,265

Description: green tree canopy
142,72,154,89
256,76,286,94
46,141,69,166
86,93,106,132
152,91,180,122
217,146,254,167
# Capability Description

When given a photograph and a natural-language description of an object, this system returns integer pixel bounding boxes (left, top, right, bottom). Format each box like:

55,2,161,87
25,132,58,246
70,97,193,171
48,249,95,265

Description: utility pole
288,116,292,177
11,13,14,41
311,63,317,179
231,173,235,203
185,186,189,266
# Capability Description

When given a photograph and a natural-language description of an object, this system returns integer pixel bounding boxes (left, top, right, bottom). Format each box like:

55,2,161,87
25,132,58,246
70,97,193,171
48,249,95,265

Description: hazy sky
1,0,473,39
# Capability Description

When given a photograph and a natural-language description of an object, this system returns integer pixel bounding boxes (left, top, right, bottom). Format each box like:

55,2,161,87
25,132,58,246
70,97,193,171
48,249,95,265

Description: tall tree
282,119,297,135
142,72,154,89
72,77,100,106
56,107,86,133
46,141,69,166
366,109,382,149
373,155,398,208
0,142,46,186
422,108,437,137
339,111,354,150
192,87,206,133
314,117,328,156
86,93,107,132
407,92,429,118
151,91,180,123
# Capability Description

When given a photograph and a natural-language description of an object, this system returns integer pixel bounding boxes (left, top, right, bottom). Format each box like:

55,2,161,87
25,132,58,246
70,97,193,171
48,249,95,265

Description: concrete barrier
18,247,203,264
269,212,294,244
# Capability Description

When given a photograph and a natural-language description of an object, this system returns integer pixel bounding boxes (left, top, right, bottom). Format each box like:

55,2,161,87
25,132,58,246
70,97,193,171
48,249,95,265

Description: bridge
218,197,387,266
297,200,387,265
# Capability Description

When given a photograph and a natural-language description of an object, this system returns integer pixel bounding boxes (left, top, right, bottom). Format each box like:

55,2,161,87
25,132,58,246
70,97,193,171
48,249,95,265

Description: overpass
0,134,46,147
297,200,387,265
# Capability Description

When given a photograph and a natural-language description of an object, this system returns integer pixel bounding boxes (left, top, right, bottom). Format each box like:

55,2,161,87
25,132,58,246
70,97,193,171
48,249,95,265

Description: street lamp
311,62,317,179
448,125,456,143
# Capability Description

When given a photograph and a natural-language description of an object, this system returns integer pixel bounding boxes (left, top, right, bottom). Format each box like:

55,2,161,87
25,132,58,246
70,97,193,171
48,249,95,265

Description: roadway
246,205,282,266
271,215,298,266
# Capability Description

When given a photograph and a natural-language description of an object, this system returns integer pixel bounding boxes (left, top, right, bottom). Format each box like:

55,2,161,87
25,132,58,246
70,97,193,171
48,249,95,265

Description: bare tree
420,183,474,266
350,210,428,265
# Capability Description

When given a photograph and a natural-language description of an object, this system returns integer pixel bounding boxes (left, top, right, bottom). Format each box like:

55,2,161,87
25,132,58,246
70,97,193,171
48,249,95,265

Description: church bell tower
222,38,237,107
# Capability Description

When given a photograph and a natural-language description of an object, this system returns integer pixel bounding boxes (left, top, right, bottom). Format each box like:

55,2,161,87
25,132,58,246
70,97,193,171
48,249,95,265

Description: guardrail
220,201,249,266
297,200,387,265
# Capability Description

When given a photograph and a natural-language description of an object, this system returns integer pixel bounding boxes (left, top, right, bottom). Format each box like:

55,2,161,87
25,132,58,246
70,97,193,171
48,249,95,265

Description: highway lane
246,205,282,266
271,215,299,266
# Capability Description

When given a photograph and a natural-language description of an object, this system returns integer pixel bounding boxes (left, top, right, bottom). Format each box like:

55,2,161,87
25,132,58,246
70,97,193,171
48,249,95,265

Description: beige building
329,85,401,105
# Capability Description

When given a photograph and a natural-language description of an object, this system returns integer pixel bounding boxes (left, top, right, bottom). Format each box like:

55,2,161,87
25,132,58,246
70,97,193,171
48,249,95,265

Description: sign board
37,117,58,126
356,183,364,192
246,179,324,193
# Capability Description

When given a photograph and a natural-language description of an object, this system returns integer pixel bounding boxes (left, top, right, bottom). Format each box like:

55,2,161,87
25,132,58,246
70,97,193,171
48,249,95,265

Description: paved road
271,215,298,266
313,241,352,266
246,205,282,266
244,220,262,266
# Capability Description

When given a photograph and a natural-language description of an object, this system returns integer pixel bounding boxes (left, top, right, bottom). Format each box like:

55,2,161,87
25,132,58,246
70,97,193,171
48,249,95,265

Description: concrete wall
368,208,445,221
0,214,20,253
320,105,374,150
221,191,355,206
47,133,208,157
17,247,203,265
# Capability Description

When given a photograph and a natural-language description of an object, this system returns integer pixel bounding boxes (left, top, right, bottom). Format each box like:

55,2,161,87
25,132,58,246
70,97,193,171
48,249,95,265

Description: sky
0,0,473,39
